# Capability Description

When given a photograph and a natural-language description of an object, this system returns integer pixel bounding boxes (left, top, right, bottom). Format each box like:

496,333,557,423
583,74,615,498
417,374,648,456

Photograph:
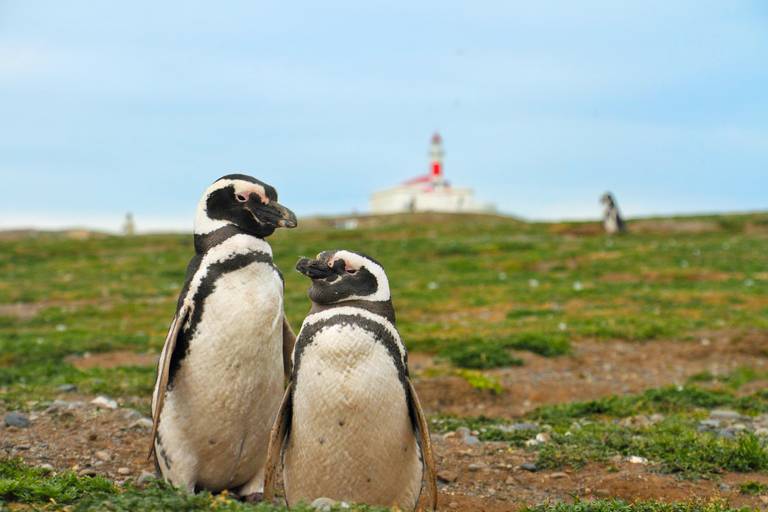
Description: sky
1,1,767,231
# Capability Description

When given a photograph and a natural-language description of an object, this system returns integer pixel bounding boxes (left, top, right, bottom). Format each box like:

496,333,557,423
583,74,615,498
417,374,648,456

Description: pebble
710,409,742,421
520,462,538,472
39,463,54,473
4,411,30,428
91,396,118,410
448,502,459,509
437,470,458,483
79,468,98,477
549,472,568,479
467,462,487,471
117,467,131,475
627,455,649,464
95,450,111,461
310,497,337,511
46,400,85,413
137,471,156,485
505,476,516,485
130,418,153,430
121,409,143,421
57,383,78,393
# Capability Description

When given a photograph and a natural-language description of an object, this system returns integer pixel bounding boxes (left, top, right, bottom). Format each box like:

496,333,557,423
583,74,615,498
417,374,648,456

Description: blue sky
1,1,767,231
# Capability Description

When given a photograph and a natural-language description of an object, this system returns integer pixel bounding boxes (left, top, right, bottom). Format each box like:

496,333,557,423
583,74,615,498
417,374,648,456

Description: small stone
4,412,30,428
311,497,337,511
509,422,538,432
15,445,30,451
95,450,111,461
718,483,731,492
117,467,131,475
463,434,479,446
121,409,143,421
467,462,487,471
505,476,515,485
520,462,538,472
137,471,156,485
449,502,459,509
79,468,98,477
130,418,153,430
535,432,551,443
39,463,54,473
699,419,720,430
754,427,768,437
549,472,568,479
627,455,648,464
88,432,98,441
437,470,458,483
710,409,742,421
91,396,118,410
339,502,350,509
57,383,77,393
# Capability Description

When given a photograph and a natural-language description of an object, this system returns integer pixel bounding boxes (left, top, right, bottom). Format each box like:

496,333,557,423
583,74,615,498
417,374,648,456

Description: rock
91,396,118,410
120,409,143,421
718,483,731,492
520,462,538,472
467,462,487,471
710,409,742,421
508,422,539,432
137,471,156,485
310,497,337,511
535,432,551,443
549,472,568,479
130,418,153,430
698,419,720,430
505,476,516,485
437,470,458,483
463,434,479,446
117,467,131,475
627,455,648,465
39,463,54,473
95,450,111,461
4,412,30,428
46,399,85,414
79,468,98,477
755,427,768,437
448,502,459,509
57,383,77,393
339,503,350,510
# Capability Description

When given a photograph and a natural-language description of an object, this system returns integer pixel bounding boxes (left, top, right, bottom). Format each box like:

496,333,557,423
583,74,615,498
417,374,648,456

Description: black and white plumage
150,174,298,496
264,250,438,511
600,192,627,234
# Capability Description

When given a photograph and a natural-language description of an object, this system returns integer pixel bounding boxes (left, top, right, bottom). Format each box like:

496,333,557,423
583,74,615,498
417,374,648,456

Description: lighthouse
430,132,444,180
369,132,495,214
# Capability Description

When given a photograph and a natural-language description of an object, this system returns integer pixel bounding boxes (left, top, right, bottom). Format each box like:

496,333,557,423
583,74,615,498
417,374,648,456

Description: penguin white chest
285,322,422,510
159,261,284,491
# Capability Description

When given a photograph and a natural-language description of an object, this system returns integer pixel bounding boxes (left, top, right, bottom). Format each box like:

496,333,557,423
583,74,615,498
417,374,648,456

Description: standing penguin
264,250,438,511
600,192,627,234
150,174,298,498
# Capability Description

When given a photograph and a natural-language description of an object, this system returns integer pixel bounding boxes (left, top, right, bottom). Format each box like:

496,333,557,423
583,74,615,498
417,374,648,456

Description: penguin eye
235,193,248,203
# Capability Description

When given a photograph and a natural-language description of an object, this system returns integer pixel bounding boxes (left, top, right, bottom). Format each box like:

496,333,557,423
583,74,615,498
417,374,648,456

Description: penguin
149,174,298,498
600,192,627,234
263,250,438,511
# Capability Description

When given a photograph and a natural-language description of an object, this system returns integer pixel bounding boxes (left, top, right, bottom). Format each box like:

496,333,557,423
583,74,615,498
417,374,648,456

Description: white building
369,133,495,214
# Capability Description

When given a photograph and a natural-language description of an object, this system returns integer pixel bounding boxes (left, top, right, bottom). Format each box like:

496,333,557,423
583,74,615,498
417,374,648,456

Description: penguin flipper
408,379,438,511
148,304,190,460
264,381,293,503
282,316,296,381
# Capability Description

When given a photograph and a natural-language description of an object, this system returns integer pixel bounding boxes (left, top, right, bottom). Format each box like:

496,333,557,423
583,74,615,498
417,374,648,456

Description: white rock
311,497,337,511
627,455,649,464
91,396,118,410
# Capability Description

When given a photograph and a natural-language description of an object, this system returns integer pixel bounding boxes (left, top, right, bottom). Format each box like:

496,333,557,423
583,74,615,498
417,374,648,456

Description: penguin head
296,250,391,305
194,174,297,238
600,192,616,208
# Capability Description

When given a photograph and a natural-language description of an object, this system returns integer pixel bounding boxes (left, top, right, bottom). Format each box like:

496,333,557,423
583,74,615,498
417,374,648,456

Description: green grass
432,382,768,478
522,499,751,512
0,458,387,511
738,480,768,495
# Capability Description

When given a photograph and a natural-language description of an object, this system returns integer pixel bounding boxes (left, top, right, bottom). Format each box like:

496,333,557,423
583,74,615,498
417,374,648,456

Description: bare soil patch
65,350,158,370
415,333,768,418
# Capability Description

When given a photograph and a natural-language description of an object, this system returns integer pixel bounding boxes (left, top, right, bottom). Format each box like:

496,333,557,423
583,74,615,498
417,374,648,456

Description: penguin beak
249,199,298,229
271,202,298,229
296,258,334,279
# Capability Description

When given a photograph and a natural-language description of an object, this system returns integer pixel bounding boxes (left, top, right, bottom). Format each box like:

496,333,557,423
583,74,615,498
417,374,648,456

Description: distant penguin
264,250,438,511
149,174,298,498
600,192,626,234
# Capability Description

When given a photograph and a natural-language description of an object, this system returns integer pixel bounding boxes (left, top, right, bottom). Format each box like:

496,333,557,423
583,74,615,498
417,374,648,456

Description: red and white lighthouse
429,132,444,180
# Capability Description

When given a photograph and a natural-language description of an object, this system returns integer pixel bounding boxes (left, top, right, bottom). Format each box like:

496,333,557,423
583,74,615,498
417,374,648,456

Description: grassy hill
1,211,768,510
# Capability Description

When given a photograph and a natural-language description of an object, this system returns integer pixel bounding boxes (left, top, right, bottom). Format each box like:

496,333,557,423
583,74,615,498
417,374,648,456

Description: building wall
370,186,494,214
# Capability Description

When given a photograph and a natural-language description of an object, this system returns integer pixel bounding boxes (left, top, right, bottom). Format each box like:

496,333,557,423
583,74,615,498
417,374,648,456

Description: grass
522,500,752,512
432,381,768,478
2,213,768,506
0,458,387,511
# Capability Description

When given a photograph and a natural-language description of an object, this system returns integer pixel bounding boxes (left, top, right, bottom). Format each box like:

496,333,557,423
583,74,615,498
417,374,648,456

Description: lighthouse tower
369,132,495,214
430,132,445,183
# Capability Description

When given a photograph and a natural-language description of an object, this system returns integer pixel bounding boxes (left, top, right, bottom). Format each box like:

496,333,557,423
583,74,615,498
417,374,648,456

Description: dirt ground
3,334,768,511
